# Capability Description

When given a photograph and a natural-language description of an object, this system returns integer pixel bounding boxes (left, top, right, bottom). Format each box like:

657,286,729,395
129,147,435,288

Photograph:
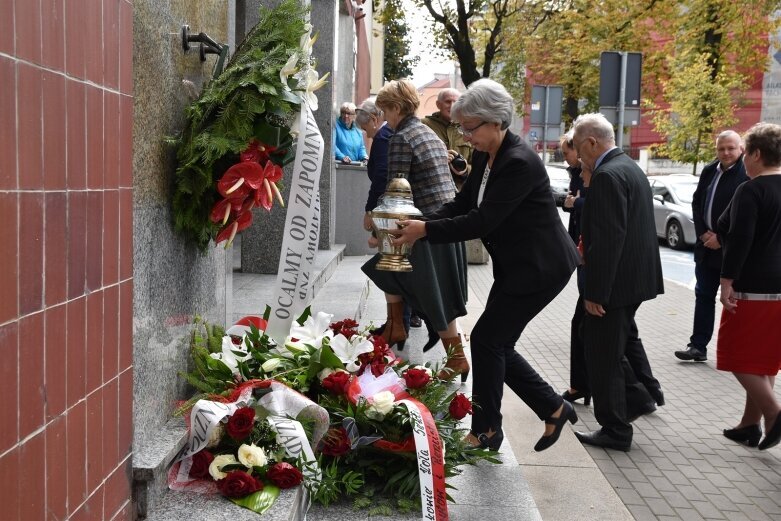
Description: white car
546,165,571,206
648,175,699,250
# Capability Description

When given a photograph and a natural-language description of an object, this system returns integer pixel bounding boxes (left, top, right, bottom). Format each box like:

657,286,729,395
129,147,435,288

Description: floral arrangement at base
168,383,320,514
174,307,499,517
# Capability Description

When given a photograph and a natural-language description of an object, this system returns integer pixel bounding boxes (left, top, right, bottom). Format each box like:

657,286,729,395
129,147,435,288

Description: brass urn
370,176,423,272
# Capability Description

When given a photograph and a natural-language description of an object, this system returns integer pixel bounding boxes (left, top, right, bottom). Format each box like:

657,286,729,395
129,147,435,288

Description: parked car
546,165,571,206
648,175,698,250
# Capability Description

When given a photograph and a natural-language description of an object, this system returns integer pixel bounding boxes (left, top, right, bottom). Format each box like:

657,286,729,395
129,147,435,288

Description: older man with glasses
422,89,474,191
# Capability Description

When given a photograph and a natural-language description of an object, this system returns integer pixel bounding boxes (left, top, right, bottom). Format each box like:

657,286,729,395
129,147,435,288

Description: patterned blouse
387,115,456,215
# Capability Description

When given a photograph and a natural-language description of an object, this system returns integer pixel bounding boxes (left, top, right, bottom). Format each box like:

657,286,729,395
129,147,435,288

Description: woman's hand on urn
363,212,374,232
390,219,426,246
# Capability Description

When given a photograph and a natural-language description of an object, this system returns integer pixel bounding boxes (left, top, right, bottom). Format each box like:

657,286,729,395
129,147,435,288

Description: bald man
675,131,749,362
422,88,473,190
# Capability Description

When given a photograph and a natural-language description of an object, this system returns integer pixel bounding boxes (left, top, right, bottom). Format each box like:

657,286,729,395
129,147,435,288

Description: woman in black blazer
392,79,581,452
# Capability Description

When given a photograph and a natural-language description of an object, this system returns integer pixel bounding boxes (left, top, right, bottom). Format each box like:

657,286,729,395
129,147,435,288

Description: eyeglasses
341,111,356,116
457,121,487,137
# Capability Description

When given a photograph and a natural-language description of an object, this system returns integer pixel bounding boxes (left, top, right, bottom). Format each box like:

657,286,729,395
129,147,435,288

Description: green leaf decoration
228,484,280,514
170,0,312,250
296,306,312,325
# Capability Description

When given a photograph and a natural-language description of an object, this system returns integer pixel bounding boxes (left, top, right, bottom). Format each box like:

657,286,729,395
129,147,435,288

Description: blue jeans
690,261,721,353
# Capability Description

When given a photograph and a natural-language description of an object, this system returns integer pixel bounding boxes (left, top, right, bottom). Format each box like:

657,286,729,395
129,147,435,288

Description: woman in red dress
717,122,781,450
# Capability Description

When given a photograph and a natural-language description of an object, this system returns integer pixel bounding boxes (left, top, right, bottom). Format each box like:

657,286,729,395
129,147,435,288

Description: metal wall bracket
181,24,230,78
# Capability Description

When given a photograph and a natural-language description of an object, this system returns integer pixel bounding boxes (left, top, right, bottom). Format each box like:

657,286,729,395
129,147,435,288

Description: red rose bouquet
176,307,498,518
169,383,328,515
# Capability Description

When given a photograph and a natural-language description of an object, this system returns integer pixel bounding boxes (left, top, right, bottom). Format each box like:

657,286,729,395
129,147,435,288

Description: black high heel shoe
723,424,762,447
759,415,781,450
471,427,504,451
420,314,440,353
534,401,578,452
561,389,591,406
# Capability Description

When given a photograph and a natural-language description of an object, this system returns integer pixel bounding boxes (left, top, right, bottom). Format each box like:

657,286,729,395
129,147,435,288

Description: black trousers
583,303,655,441
569,294,589,391
470,278,567,433
571,300,661,397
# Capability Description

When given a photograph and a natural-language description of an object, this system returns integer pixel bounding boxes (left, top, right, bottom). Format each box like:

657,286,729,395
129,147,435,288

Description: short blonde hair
560,129,574,150
376,79,420,117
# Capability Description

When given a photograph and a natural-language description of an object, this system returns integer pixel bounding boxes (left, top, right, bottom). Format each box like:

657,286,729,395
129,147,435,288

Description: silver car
648,175,698,250
546,165,571,206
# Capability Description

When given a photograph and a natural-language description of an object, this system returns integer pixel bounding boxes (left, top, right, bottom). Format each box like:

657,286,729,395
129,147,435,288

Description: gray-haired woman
355,97,394,232
392,78,581,452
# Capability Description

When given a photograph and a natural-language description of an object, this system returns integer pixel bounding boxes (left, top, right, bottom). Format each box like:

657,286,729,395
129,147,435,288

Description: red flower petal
215,221,238,245
234,209,254,232
209,199,233,224
240,140,271,164
263,160,283,183
217,162,264,198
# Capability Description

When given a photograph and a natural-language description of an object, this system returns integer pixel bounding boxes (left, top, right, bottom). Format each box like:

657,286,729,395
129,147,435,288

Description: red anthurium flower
209,198,233,225
217,162,265,200
215,210,253,248
255,161,285,211
240,140,278,165
263,159,283,183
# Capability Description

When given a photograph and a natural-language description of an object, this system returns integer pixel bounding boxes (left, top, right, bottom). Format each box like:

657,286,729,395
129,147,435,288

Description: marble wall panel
132,0,230,448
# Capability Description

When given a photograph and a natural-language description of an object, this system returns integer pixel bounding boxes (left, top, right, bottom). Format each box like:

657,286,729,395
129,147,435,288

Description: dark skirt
362,241,468,332
716,299,781,375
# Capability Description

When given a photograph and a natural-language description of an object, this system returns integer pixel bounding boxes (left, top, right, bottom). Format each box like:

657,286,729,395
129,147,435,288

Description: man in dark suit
571,113,664,451
675,130,748,362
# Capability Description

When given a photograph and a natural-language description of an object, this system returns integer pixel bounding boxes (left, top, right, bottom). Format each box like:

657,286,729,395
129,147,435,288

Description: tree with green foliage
501,0,665,122
376,0,419,81
415,0,555,86
648,0,781,173
501,0,780,166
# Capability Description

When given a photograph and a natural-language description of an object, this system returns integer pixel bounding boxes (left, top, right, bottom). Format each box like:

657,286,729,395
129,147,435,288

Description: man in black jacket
675,130,748,362
571,113,664,451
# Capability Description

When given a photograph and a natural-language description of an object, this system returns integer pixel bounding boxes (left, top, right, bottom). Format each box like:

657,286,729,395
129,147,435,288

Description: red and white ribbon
397,398,449,521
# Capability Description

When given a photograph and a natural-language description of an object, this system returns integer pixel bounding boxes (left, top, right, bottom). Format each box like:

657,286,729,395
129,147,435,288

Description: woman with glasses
391,79,581,452
334,102,368,164
361,79,469,379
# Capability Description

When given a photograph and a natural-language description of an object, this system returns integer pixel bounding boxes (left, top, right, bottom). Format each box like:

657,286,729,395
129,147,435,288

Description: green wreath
170,0,324,250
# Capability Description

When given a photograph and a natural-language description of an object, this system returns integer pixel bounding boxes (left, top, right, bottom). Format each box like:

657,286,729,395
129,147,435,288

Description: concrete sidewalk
459,261,781,521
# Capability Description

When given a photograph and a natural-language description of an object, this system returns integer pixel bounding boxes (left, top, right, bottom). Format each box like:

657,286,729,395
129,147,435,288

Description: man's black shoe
627,402,657,422
575,430,631,452
675,346,707,362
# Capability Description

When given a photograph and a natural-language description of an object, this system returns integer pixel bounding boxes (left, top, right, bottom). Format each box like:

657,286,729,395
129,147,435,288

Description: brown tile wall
0,1,134,519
